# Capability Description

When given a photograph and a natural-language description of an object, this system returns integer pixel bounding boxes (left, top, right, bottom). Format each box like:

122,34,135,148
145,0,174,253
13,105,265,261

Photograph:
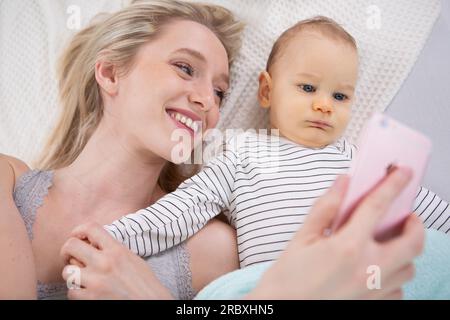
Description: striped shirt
104,132,450,268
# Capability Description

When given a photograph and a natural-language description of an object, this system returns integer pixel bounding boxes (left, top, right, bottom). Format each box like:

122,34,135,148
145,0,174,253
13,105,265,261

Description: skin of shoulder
0,154,30,190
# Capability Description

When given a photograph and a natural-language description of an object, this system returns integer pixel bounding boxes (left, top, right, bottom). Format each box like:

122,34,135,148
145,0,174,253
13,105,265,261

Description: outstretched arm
104,148,238,257
413,186,449,234
0,155,37,299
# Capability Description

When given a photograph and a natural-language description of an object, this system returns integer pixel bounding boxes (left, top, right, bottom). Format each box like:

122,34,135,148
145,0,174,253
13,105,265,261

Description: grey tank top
13,170,195,300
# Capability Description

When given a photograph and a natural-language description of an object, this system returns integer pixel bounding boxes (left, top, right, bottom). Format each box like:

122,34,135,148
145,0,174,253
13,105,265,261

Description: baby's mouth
306,120,332,131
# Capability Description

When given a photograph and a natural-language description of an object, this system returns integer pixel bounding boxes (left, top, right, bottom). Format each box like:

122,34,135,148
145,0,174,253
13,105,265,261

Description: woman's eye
300,84,316,93
214,89,227,104
333,92,348,101
214,89,227,105
175,63,194,76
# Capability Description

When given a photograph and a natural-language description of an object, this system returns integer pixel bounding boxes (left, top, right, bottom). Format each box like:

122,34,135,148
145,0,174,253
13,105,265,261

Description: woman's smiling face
104,19,230,163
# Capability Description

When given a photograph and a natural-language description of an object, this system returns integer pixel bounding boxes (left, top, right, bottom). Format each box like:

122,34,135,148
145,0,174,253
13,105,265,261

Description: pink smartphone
331,113,432,241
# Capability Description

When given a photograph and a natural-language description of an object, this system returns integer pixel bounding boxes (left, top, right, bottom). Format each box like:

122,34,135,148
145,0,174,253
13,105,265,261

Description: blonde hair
266,16,357,73
37,0,244,192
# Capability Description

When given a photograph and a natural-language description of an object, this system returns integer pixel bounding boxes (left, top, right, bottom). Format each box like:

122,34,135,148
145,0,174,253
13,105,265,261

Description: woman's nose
189,83,215,112
312,96,333,114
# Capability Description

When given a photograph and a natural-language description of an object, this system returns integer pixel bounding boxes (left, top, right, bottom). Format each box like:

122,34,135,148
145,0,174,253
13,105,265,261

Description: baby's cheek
337,108,351,126
333,118,350,140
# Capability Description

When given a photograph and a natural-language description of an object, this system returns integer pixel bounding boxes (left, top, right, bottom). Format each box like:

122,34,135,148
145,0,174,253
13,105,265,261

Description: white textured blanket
0,0,441,165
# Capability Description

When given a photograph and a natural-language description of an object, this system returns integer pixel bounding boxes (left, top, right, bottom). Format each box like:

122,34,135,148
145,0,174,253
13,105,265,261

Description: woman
0,0,423,299
0,0,243,299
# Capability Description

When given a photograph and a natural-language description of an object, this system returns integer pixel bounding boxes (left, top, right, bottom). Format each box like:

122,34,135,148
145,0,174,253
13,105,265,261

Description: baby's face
259,31,358,148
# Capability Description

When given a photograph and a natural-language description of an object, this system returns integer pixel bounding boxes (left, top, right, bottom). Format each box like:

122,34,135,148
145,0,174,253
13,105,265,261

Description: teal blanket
196,229,450,300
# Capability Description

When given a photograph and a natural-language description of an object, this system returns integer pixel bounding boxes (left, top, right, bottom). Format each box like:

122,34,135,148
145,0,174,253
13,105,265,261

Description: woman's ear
95,59,119,96
258,71,272,109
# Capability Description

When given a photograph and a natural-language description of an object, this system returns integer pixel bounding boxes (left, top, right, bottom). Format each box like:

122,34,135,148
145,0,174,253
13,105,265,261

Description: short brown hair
266,16,357,73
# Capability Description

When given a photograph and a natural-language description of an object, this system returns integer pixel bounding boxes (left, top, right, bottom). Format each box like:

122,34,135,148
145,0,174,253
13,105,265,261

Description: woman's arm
0,154,37,299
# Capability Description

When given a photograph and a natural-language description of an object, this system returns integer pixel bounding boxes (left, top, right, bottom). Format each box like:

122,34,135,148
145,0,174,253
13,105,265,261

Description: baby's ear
258,71,272,109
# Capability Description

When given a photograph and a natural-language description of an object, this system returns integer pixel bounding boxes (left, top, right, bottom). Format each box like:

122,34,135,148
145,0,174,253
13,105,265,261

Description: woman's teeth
171,112,200,133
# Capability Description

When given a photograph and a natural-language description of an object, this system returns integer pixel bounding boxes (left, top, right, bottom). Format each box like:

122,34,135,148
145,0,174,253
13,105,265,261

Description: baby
105,16,449,268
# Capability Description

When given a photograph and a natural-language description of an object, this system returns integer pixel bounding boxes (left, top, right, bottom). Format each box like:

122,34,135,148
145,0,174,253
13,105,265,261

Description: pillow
204,0,441,143
0,0,441,165
0,0,127,164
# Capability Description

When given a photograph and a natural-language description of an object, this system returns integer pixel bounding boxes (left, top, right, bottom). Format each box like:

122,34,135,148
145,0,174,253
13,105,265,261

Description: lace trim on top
13,170,195,300
13,170,54,240
13,170,67,299
176,242,196,300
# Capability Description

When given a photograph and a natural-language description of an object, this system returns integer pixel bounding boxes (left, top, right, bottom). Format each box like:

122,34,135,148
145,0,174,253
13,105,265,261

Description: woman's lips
169,114,195,136
166,107,201,122
165,108,205,139
166,111,195,137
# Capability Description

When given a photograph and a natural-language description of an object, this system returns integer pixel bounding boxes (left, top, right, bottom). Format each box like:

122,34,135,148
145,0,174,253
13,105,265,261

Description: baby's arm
0,155,37,298
414,186,449,234
104,148,238,257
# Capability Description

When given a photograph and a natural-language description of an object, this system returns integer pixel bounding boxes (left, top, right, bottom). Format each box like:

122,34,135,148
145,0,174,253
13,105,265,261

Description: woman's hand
60,223,173,300
248,168,424,300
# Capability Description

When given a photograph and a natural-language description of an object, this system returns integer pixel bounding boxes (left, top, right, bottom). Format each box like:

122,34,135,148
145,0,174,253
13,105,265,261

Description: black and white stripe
104,132,449,267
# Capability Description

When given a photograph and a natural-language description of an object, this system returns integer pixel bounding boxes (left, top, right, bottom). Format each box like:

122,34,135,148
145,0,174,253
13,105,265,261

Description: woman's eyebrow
173,47,207,63
172,47,229,84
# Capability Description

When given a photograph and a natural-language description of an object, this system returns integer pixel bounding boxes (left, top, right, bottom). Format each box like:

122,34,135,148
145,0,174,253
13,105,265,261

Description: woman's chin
165,140,194,164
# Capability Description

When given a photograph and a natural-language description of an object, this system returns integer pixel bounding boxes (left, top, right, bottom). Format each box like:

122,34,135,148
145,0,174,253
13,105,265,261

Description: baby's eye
299,84,316,93
333,92,348,101
175,62,194,76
